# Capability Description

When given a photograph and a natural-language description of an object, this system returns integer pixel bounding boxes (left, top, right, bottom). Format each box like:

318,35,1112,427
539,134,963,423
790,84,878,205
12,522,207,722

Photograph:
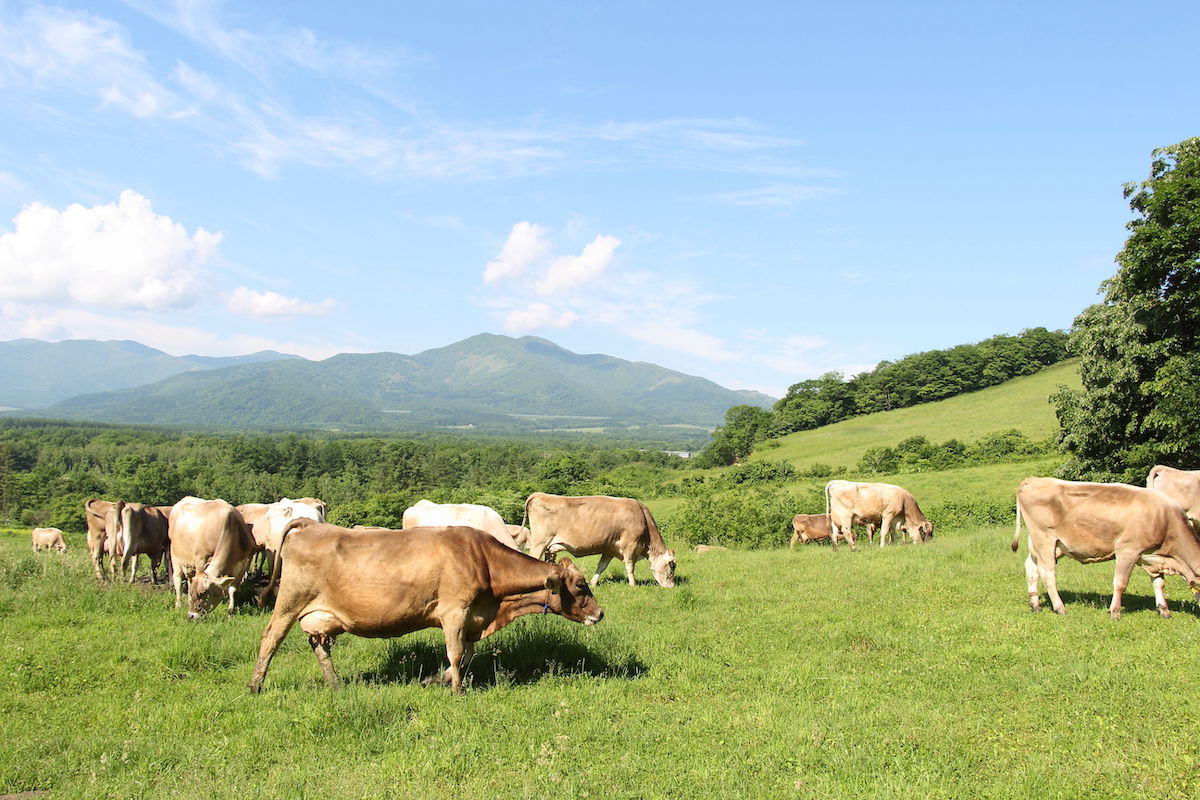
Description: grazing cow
84,498,117,580
402,500,520,550
692,544,728,553
824,480,933,550
1013,477,1200,618
169,496,256,618
1146,465,1200,529
111,502,170,583
247,522,604,695
31,527,67,553
524,493,677,587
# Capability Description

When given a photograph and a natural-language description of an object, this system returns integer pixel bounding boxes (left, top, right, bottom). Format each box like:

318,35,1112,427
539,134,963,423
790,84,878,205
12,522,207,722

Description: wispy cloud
228,287,335,318
699,184,847,207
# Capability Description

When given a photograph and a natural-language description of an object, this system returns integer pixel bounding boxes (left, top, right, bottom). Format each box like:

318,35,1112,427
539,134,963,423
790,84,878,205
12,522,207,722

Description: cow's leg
866,523,876,545
1033,541,1066,615
590,554,613,586
149,552,162,585
789,530,800,549
308,634,340,689
440,640,475,688
1025,553,1041,612
623,555,637,586
247,606,303,694
441,619,470,694
126,553,138,584
1109,551,1139,620
226,583,238,615
1150,573,1171,618
172,562,184,609
878,515,893,548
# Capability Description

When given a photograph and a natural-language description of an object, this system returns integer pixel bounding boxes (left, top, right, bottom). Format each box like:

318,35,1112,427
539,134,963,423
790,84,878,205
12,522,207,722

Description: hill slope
752,359,1081,471
0,339,297,408
21,333,774,436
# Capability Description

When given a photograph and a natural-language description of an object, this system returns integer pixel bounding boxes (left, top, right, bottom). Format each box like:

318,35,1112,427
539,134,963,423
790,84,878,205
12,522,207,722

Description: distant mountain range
0,339,296,408
0,335,774,437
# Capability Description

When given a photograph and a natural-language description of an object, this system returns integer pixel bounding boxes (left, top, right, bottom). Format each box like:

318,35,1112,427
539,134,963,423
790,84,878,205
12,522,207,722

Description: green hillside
752,359,1081,471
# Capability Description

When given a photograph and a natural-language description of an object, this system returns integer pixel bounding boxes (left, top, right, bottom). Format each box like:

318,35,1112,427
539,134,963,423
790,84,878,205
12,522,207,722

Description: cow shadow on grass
594,573,690,587
359,628,647,690
1055,589,1200,617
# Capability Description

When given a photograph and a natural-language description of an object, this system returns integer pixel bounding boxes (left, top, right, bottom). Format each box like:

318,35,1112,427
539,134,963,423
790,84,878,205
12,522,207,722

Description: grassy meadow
753,360,1082,471
3,521,1200,800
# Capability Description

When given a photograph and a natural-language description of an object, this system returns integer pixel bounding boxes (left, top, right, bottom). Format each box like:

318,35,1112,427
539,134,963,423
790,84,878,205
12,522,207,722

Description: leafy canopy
1053,137,1200,480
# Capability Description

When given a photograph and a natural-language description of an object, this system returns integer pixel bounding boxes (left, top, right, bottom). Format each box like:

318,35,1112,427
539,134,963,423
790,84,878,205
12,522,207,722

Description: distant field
3,526,1199,799
755,360,1081,471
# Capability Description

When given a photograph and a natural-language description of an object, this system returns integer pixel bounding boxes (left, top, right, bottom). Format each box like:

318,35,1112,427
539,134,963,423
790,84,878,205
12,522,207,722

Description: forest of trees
699,327,1070,465
0,420,687,533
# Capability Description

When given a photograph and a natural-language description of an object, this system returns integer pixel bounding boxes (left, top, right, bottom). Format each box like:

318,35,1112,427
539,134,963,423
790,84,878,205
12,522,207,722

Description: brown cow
824,480,933,550
789,513,877,548
31,527,67,553
524,493,676,587
110,502,170,583
84,498,117,579
1146,465,1200,529
1013,477,1200,618
247,521,604,695
169,496,256,618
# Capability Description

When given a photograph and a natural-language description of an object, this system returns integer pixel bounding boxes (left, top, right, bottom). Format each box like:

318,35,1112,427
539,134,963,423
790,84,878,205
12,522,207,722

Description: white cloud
228,287,335,318
625,321,739,362
0,190,220,309
0,5,177,116
536,234,620,296
483,222,551,284
503,303,579,333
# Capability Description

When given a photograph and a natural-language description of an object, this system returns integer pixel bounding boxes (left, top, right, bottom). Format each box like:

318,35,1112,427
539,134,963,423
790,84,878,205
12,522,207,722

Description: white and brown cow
169,496,257,618
524,493,676,587
238,497,327,579
1013,476,1200,618
824,480,933,550
247,521,604,695
1146,465,1200,530
31,527,67,553
402,500,520,550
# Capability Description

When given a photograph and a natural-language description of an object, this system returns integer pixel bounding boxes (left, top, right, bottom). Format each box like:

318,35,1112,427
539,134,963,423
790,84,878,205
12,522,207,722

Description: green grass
755,360,1081,471
4,523,1200,799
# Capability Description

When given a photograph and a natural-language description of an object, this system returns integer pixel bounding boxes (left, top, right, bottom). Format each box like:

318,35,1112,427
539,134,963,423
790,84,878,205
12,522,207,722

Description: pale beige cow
169,496,257,618
402,500,519,550
824,480,933,550
31,527,67,553
1146,465,1200,530
1013,477,1200,618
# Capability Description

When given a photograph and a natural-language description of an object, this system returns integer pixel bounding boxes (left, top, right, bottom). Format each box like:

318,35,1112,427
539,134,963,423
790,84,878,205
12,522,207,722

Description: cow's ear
544,573,563,594
557,557,574,569
215,575,237,589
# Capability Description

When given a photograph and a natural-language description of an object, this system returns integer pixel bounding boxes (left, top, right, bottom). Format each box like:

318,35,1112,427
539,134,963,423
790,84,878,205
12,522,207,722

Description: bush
926,498,1015,531
664,487,802,549
717,460,797,487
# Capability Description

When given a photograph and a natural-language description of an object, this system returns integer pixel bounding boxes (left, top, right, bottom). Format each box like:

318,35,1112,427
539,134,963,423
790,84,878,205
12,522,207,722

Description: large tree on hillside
1054,137,1200,481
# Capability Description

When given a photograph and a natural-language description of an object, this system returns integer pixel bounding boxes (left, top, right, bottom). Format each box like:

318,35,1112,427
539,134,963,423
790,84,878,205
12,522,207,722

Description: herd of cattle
24,465,1200,691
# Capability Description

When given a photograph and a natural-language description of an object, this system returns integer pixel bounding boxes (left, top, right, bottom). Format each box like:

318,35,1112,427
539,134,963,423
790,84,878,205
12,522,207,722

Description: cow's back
170,497,243,568
527,493,644,555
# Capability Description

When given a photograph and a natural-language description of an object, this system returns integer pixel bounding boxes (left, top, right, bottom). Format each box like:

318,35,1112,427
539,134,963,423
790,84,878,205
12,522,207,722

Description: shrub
664,487,800,549
717,460,797,487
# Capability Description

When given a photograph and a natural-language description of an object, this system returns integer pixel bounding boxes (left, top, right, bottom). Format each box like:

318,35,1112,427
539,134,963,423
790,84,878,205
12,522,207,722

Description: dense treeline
0,420,687,533
700,327,1070,465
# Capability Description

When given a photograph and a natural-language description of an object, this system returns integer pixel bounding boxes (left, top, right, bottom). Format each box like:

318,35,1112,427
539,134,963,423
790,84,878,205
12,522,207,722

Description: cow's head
544,558,604,625
187,572,238,619
651,549,677,588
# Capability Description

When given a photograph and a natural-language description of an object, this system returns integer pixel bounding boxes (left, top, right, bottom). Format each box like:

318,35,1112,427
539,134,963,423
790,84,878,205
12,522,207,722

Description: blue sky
0,1,1196,397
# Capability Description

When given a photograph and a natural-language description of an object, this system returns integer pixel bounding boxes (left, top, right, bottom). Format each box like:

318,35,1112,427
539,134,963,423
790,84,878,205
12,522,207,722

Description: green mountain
15,334,774,436
0,339,296,409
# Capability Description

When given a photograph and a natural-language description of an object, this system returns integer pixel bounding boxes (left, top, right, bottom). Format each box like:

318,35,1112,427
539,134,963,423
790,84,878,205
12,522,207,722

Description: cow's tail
258,517,307,608
521,493,532,530
1011,496,1023,552
1147,465,1164,489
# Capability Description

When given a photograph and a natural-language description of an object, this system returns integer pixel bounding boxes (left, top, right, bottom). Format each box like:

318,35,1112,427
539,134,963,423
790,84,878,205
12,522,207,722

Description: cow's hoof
247,682,262,695
1158,608,1172,619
